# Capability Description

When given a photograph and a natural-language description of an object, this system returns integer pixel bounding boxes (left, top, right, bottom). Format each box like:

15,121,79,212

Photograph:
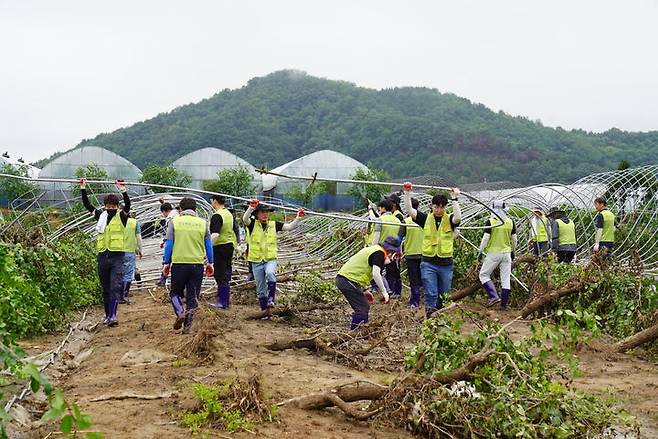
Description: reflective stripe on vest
171,215,207,264
422,214,454,258
535,216,549,243
123,218,138,252
379,212,401,242
556,219,577,246
403,217,423,256
600,209,615,243
247,221,277,262
96,214,125,253
338,245,383,286
486,216,513,254
215,208,236,246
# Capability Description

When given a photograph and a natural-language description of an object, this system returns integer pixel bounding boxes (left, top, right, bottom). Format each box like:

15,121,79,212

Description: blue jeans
420,260,453,312
252,260,277,299
123,252,136,282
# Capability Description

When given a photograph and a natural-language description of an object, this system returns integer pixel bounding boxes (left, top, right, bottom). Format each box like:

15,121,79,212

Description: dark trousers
405,257,422,288
336,275,369,319
171,264,204,313
532,241,550,256
213,244,234,288
556,250,576,263
97,251,124,317
385,260,401,285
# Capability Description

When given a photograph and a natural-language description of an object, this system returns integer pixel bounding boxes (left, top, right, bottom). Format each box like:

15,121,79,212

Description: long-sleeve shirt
81,188,131,226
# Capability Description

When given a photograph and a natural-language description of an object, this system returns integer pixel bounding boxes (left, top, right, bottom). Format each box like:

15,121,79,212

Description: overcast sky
1,0,657,163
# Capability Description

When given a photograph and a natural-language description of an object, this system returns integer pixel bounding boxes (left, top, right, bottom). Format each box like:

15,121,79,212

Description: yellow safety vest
599,209,615,243
247,221,277,262
422,214,454,258
486,216,513,254
338,245,384,286
403,217,423,256
379,212,401,242
215,208,237,246
535,216,549,243
96,214,125,253
123,218,139,252
556,219,576,246
171,215,207,264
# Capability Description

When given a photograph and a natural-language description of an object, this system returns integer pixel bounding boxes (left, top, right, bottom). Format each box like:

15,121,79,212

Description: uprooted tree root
174,310,219,364
229,374,272,420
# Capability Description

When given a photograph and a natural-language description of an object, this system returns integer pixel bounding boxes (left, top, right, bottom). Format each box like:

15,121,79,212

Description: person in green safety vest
208,195,240,309
375,199,403,298
402,182,462,318
80,178,131,327
120,211,143,305
336,236,399,329
529,208,551,256
478,200,518,309
548,207,577,263
593,197,615,256
242,200,304,315
162,197,215,334
400,197,424,307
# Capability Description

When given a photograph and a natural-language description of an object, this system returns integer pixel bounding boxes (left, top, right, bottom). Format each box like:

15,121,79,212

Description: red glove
297,208,305,218
162,264,170,277
160,242,164,249
116,179,125,184
363,291,375,305
249,199,260,209
205,264,215,277
158,197,164,204
79,178,87,188
403,182,412,191
380,296,390,304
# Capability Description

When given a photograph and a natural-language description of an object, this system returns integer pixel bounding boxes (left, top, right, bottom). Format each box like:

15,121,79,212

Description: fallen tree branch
90,391,177,402
615,320,658,353
519,282,583,318
245,303,335,320
278,380,388,413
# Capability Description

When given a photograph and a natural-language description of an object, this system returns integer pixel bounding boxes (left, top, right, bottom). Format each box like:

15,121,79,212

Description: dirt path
10,287,658,438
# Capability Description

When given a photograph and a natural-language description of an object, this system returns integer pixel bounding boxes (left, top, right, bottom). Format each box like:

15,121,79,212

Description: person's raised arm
243,200,258,226
79,179,96,214
116,180,130,213
402,182,417,219
450,188,461,224
281,208,304,231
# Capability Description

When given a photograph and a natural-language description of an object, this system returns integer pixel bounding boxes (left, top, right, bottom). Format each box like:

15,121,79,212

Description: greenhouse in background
172,147,259,190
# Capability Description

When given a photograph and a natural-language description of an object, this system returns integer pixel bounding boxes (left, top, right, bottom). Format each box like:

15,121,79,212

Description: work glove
403,182,413,192
160,241,164,249
363,290,375,305
450,187,461,200
593,244,600,252
158,197,164,204
79,178,87,189
205,264,214,277
162,264,171,278
297,208,305,218
115,179,126,193
381,291,390,304
248,199,260,209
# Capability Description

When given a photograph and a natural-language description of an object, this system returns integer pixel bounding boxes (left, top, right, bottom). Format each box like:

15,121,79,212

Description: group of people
335,184,617,329
83,179,615,333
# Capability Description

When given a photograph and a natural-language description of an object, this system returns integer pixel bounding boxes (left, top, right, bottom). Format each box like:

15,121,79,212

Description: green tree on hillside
139,164,192,193
348,165,391,207
203,166,256,197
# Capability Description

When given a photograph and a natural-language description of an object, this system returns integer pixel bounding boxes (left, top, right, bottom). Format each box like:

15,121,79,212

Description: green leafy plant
280,271,341,306
0,163,38,203
287,182,330,206
348,165,391,207
71,165,111,200
139,164,192,193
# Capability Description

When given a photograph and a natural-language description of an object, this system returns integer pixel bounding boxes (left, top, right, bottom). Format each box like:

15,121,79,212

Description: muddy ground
6,281,658,438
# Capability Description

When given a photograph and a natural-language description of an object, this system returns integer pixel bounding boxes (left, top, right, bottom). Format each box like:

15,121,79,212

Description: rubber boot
171,295,185,330
258,296,269,311
221,286,230,308
134,269,141,282
107,298,119,327
389,278,402,299
350,314,368,330
500,289,511,310
125,281,132,304
408,286,421,308
483,281,501,307
267,281,276,307
182,311,194,334
208,286,224,309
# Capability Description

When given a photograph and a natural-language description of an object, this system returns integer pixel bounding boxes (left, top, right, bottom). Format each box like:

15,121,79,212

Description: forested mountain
45,70,658,184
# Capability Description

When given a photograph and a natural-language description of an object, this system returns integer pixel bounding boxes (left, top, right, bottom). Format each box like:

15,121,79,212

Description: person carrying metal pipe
478,201,517,309
548,207,577,263
242,200,304,314
80,178,131,327
162,197,214,334
529,208,551,256
208,195,239,309
400,197,424,308
336,236,399,329
593,197,615,257
402,182,461,318
120,211,143,305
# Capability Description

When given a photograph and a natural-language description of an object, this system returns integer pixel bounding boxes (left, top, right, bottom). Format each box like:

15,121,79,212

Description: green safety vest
214,208,237,246
422,214,454,258
338,245,384,286
403,217,423,256
123,218,138,252
535,216,549,243
486,216,513,254
379,212,401,242
171,215,207,264
96,214,126,253
599,209,615,243
247,220,277,262
364,223,374,247
556,219,577,246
